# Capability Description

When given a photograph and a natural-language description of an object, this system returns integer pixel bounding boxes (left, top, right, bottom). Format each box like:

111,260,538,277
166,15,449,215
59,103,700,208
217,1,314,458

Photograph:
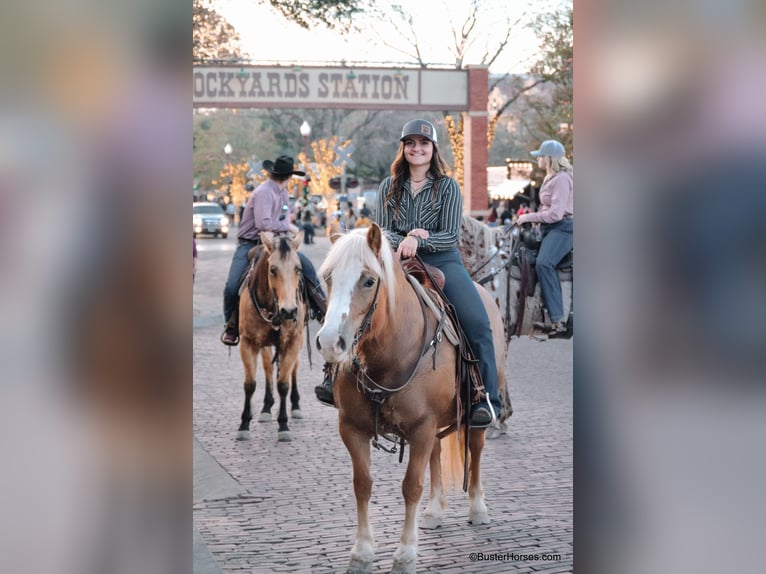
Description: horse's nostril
338,336,346,352
280,308,297,320
315,336,322,350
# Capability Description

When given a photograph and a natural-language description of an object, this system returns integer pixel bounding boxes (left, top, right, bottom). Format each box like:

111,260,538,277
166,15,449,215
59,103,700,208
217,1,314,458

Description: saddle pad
405,274,459,346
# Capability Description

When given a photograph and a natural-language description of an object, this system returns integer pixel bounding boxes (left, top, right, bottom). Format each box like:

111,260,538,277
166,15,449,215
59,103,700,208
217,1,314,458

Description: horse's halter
347,267,434,396
350,278,381,351
248,250,301,331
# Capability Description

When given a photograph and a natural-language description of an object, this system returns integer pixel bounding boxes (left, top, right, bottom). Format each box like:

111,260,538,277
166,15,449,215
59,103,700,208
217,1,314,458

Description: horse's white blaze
316,262,363,363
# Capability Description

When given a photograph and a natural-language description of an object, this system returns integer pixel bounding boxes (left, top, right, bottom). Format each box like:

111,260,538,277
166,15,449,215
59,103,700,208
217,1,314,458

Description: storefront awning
489,179,531,199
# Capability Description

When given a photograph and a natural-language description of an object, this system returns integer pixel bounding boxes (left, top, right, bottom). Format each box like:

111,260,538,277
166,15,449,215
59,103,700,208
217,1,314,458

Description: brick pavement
194,233,572,573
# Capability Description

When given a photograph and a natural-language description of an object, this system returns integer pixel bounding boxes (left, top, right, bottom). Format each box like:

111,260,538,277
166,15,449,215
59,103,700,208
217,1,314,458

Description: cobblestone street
194,233,573,573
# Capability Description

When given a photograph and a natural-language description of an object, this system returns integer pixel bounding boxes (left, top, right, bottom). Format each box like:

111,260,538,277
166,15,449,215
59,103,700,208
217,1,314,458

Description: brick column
462,65,488,216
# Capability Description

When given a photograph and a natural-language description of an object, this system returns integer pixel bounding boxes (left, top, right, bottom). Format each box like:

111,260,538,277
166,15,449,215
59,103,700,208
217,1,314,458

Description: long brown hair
386,140,451,219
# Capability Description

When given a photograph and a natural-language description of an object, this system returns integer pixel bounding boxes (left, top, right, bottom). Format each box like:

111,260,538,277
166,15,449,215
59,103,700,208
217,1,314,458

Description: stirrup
469,400,497,428
220,326,239,346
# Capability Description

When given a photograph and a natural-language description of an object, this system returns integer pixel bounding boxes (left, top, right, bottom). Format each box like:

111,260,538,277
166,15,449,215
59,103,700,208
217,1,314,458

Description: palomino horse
316,224,507,574
237,231,306,442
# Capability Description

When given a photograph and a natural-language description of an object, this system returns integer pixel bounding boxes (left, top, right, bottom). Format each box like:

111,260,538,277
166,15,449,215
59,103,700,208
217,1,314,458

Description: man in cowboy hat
221,155,327,345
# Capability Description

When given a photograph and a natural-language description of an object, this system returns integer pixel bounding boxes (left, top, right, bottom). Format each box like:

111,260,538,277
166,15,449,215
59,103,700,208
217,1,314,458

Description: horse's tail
440,429,466,492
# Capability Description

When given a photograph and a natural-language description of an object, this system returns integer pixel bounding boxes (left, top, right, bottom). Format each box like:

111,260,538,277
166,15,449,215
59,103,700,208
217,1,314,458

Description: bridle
344,266,447,453
247,251,301,332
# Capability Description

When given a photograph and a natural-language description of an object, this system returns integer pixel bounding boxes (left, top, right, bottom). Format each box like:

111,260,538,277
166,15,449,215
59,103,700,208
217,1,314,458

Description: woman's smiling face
403,135,433,168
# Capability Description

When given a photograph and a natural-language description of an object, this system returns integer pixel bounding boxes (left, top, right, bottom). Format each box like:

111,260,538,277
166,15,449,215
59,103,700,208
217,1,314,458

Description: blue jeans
223,241,323,324
419,248,501,411
537,218,573,323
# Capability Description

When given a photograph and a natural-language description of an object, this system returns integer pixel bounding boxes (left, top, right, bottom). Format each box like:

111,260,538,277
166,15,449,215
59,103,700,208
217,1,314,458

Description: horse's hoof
236,430,250,441
420,512,442,530
346,554,373,574
277,431,292,442
291,409,303,419
485,424,503,440
347,541,374,574
468,510,490,525
257,412,272,423
390,544,417,574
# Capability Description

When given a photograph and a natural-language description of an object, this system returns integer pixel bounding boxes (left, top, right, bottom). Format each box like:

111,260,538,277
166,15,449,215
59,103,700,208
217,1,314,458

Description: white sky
215,0,563,74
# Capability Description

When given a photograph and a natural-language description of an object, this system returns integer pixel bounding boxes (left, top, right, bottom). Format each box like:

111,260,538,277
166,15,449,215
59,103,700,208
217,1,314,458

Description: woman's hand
396,235,419,259
407,228,430,240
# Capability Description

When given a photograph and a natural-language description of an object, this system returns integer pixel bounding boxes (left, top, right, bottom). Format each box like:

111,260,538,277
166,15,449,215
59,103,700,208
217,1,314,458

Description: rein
467,224,516,283
347,268,445,455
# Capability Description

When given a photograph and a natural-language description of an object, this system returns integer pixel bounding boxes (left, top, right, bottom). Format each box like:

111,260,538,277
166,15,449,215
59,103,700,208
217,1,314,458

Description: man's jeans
537,218,573,323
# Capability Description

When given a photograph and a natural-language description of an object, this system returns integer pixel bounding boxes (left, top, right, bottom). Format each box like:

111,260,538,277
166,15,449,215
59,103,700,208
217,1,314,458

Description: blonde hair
549,155,573,174
543,155,573,184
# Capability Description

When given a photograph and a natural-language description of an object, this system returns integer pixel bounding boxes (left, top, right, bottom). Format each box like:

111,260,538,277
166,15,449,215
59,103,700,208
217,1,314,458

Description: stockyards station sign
193,66,469,110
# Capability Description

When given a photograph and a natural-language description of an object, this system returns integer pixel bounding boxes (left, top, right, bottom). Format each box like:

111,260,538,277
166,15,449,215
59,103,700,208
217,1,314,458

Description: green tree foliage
526,6,573,156
193,0,242,62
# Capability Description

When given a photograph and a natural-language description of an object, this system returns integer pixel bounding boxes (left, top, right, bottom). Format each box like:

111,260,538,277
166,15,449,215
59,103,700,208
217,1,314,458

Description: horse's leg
257,347,275,422
339,426,374,574
289,358,302,419
467,429,490,525
421,436,446,529
275,341,301,442
391,427,434,574
237,341,259,440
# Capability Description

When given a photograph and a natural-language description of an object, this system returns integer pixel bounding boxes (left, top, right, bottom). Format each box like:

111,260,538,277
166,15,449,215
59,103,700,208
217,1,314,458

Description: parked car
193,202,230,238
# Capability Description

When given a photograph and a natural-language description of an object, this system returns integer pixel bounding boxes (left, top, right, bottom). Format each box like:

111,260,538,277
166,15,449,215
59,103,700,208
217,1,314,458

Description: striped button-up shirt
375,176,463,253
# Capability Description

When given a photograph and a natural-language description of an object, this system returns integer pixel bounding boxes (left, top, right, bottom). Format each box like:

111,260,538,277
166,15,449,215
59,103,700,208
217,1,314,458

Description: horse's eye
295,266,301,275
363,277,376,288
269,266,277,276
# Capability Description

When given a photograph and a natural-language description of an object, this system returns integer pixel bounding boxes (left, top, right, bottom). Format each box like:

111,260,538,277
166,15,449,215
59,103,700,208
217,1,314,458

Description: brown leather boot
314,363,336,407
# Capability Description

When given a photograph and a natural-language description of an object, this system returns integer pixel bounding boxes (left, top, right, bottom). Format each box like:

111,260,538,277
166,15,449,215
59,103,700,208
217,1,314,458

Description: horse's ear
291,231,304,250
367,223,382,256
329,232,343,244
260,231,274,251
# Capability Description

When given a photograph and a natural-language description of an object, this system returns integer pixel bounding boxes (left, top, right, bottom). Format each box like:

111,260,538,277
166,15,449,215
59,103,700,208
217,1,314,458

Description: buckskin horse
315,224,507,574
237,231,307,442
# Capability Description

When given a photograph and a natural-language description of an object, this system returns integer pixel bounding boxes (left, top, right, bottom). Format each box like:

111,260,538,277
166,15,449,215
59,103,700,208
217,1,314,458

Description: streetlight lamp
299,122,311,202
223,143,233,200
299,121,311,162
299,121,311,166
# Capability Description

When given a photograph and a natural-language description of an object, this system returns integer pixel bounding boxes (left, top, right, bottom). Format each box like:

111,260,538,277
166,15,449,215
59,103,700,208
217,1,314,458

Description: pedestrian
326,210,343,239
515,139,573,337
354,210,372,229
226,201,236,225
220,155,327,345
302,210,315,244
193,237,197,283
487,206,499,226
313,119,502,428
342,206,356,230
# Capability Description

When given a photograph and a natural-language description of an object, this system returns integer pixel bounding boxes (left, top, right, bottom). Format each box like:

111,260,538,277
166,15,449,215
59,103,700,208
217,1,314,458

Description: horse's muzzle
279,307,299,322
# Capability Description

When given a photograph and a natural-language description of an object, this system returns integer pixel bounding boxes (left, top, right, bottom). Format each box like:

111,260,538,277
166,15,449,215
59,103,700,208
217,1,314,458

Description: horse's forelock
320,229,397,310
277,236,292,259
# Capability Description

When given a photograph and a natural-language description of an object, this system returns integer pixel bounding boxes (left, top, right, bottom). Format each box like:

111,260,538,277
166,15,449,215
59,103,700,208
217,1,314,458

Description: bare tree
367,1,542,184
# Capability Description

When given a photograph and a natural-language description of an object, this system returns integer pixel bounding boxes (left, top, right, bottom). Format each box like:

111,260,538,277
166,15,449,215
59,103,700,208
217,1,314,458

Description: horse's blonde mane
319,228,398,310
